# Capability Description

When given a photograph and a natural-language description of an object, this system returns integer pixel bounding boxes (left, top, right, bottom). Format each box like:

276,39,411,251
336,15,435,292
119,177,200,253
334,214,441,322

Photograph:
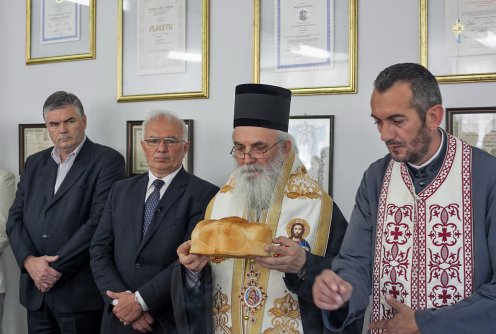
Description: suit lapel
40,152,58,205
133,174,149,246
139,168,188,251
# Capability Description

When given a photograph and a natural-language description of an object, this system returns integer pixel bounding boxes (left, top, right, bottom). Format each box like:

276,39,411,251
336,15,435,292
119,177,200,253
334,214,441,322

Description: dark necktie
143,179,165,236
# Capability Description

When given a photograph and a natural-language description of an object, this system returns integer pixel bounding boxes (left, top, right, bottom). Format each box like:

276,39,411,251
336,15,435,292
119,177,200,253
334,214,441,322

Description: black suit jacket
6,138,125,312
90,168,219,333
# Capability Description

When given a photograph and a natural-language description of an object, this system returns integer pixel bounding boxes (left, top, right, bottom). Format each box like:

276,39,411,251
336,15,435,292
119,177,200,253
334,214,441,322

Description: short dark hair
43,91,84,119
373,63,442,122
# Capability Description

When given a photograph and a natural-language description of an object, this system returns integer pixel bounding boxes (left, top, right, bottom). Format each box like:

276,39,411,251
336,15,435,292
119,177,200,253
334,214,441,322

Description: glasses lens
146,139,160,146
165,140,178,147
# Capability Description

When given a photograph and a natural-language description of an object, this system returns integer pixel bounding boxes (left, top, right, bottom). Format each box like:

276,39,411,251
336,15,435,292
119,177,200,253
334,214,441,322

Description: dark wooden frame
18,123,52,174
446,106,496,157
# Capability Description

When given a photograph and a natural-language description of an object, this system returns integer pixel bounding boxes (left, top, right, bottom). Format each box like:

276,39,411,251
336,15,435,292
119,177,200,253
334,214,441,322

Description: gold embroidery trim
212,287,232,334
263,293,301,334
314,192,332,256
285,166,322,199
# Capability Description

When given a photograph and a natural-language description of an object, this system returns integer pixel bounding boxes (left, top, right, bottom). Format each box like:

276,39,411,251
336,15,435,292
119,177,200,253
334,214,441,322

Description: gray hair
373,63,442,123
43,91,84,120
276,130,297,153
231,128,296,153
142,111,188,140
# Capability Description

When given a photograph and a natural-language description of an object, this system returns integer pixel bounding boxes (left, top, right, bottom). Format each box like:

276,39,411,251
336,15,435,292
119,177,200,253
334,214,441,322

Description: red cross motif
437,227,452,243
390,226,403,241
438,289,452,304
389,285,401,299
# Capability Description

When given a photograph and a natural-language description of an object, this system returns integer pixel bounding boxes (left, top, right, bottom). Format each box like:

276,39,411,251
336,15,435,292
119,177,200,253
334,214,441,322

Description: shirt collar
146,167,182,190
51,135,87,165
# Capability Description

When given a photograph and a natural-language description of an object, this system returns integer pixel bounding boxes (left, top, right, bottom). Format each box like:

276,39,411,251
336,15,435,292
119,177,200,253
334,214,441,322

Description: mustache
385,140,404,146
238,163,265,174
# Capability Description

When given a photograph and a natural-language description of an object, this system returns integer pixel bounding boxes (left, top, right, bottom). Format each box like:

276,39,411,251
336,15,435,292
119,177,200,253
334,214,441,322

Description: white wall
1,1,495,332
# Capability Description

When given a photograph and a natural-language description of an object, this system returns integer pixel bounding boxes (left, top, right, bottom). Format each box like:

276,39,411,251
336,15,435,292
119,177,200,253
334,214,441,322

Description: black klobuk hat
233,83,291,132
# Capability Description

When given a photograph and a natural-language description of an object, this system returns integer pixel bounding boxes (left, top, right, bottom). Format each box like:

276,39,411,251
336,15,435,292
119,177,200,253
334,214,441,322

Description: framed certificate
126,120,194,176
26,0,96,64
420,0,496,83
288,115,334,194
19,124,53,174
254,0,357,95
446,107,496,157
118,0,209,102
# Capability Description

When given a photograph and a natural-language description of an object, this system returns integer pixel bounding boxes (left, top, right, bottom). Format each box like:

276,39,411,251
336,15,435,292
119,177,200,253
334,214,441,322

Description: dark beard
405,125,431,164
387,123,431,164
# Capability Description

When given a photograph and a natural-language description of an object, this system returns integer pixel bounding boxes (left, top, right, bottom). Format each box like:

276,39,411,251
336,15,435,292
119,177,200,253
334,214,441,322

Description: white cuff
135,291,149,312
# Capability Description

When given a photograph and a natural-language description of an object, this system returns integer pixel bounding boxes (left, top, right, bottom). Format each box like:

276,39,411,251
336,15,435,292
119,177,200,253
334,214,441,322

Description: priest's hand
313,269,352,310
368,295,419,334
253,236,306,274
177,240,210,273
107,290,142,325
131,311,154,333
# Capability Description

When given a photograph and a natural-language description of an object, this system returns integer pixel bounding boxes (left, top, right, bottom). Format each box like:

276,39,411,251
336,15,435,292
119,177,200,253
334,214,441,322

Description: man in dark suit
6,91,125,334
90,111,218,333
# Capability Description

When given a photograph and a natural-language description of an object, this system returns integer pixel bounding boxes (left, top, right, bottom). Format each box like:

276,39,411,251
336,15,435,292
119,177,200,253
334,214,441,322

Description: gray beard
231,149,286,221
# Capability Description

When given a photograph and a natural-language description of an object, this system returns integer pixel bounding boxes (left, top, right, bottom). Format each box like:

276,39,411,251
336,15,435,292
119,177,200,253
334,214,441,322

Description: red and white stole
371,134,474,329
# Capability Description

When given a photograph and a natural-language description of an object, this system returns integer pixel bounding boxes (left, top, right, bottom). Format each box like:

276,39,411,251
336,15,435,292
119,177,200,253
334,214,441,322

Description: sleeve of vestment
323,168,379,331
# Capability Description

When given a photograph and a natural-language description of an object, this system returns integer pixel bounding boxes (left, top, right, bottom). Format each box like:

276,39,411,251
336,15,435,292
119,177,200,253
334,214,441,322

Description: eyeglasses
143,137,185,147
230,142,279,160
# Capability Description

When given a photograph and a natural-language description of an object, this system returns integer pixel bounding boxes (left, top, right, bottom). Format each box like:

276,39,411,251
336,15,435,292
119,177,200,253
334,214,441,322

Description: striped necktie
143,179,165,236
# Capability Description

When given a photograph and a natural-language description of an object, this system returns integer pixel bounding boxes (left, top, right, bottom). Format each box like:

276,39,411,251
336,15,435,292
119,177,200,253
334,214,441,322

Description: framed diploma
288,115,334,194
126,120,194,176
26,0,96,64
254,0,357,95
118,0,209,102
19,124,53,174
420,0,496,83
446,107,496,157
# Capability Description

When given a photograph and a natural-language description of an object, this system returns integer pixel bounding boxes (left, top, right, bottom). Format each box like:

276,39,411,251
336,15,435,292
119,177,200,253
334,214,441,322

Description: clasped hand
23,255,61,292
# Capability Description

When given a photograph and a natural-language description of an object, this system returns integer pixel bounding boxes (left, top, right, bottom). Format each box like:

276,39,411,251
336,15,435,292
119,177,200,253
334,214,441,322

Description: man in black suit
6,91,125,333
90,111,218,333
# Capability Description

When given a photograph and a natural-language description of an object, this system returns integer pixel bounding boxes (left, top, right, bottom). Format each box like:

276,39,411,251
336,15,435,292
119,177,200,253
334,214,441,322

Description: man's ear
425,104,444,130
282,140,292,154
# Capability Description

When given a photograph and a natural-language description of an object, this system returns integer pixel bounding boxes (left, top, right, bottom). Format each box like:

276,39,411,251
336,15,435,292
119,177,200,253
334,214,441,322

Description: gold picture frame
446,107,496,157
18,123,53,174
117,0,210,102
26,0,96,65
126,120,194,176
253,0,357,95
420,0,496,83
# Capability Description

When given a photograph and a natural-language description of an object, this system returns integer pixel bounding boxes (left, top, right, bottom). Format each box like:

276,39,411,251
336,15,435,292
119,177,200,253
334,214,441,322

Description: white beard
231,149,286,220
